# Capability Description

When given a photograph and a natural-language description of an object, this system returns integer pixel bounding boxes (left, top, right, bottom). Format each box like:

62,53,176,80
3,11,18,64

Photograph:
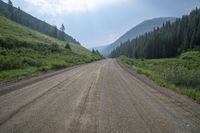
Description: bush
37,66,50,72
0,56,23,70
22,57,43,67
180,51,200,60
162,66,200,89
50,43,61,53
118,54,200,102
65,43,71,50
52,63,68,69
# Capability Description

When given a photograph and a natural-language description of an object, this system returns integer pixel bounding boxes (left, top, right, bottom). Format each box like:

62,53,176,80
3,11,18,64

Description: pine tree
196,22,200,47
190,31,196,49
60,24,65,32
110,8,200,59
8,0,12,6
65,43,71,50
92,49,95,54
59,24,65,40
7,0,13,19
53,26,58,38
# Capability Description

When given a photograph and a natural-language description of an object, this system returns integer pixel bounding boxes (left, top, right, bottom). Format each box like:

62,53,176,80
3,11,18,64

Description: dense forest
110,8,200,59
0,0,79,44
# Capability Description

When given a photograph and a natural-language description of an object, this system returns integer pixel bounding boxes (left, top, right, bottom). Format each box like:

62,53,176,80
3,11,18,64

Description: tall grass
118,51,200,103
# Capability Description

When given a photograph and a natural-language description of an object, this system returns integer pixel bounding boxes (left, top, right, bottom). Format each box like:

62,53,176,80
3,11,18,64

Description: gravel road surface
0,59,200,133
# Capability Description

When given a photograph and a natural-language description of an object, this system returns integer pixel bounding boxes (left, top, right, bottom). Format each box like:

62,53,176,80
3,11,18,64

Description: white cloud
25,0,127,16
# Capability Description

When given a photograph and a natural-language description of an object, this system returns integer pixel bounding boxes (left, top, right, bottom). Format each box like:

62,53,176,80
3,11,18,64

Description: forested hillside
0,0,79,44
0,16,102,81
111,8,200,59
100,17,176,56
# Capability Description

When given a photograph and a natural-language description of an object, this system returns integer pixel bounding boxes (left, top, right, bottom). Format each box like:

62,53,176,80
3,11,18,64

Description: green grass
117,51,200,103
0,16,102,81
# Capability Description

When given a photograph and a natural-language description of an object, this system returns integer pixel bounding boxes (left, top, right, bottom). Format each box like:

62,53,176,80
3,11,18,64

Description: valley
0,0,200,132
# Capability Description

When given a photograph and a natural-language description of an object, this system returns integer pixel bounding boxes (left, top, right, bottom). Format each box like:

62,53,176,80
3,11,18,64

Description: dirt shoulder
0,65,81,96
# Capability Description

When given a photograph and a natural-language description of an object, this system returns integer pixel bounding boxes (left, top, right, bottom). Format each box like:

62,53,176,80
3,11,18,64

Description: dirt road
0,59,200,133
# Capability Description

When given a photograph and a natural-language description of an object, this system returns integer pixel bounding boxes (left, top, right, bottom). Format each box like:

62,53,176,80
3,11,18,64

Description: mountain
110,8,200,59
97,17,177,56
0,0,79,44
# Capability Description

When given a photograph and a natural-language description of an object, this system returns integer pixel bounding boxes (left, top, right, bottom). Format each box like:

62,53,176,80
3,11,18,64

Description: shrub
180,51,200,60
37,66,49,72
22,57,43,67
65,43,71,50
50,43,61,53
52,63,67,69
0,56,23,70
162,66,200,89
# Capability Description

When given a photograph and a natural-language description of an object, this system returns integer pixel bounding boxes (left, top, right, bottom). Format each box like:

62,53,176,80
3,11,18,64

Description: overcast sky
3,0,200,48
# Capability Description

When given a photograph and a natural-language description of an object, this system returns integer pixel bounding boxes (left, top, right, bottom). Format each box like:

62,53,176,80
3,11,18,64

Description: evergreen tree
190,31,196,49
0,1,80,44
15,6,22,23
110,8,200,59
59,24,65,40
8,0,12,6
60,24,65,32
53,26,58,38
92,49,95,54
7,0,13,19
65,42,71,50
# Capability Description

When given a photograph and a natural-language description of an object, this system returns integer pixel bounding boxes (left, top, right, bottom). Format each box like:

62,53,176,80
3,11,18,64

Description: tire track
117,70,162,133
0,59,199,133
118,61,200,125
0,65,81,96
0,67,87,126
68,62,104,133
117,61,200,132
118,61,200,124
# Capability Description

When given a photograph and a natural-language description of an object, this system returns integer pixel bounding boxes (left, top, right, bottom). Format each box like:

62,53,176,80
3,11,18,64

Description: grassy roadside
0,16,102,81
117,51,200,103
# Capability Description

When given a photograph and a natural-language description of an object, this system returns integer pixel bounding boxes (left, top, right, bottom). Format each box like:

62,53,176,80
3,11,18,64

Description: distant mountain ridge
0,0,79,44
110,8,200,59
96,17,177,56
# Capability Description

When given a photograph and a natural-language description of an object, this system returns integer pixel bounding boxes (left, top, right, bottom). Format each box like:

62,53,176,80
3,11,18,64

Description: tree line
0,0,80,44
92,49,104,58
110,8,200,59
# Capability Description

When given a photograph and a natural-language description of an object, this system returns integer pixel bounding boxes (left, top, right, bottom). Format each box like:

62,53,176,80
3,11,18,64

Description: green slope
0,16,101,81
0,0,79,43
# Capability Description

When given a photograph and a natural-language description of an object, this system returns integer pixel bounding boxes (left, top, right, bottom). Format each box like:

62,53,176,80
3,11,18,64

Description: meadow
118,51,200,103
